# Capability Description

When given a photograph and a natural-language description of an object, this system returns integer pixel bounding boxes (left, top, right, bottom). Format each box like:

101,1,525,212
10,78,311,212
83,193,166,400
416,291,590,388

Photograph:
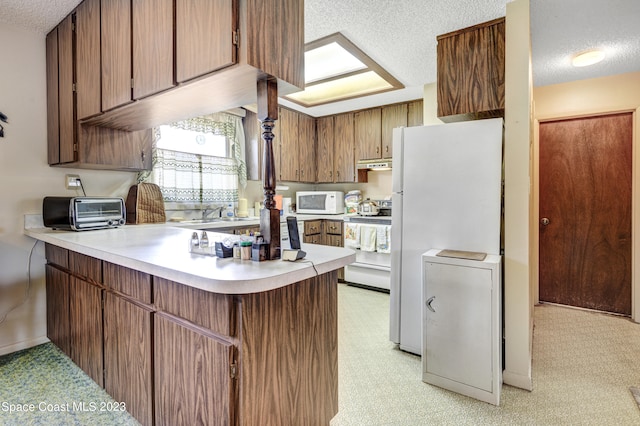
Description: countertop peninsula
25,224,355,294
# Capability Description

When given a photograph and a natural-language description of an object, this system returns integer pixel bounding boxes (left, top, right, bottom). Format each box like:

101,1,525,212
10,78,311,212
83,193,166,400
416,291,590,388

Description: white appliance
296,191,344,215
390,118,503,355
343,216,392,291
422,249,502,405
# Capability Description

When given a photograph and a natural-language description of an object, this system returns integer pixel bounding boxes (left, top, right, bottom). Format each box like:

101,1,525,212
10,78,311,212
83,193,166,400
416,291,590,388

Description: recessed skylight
284,33,403,107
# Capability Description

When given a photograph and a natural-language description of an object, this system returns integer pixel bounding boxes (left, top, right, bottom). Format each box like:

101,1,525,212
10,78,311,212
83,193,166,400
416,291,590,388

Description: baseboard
503,370,533,391
0,336,50,357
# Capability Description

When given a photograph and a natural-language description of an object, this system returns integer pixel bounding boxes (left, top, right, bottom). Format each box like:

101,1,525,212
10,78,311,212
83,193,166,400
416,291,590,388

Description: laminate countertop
25,225,355,295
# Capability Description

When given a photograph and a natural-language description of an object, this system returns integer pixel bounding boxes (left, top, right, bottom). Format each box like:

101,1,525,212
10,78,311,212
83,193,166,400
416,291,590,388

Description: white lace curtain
139,112,246,204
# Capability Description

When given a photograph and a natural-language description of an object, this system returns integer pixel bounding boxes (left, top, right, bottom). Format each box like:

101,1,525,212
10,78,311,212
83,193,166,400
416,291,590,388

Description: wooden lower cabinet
154,315,236,426
104,293,153,426
45,265,70,357
46,243,339,425
69,276,104,387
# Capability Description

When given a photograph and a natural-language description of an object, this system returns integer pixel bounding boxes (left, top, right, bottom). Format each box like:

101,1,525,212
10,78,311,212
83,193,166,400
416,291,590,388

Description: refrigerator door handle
426,296,436,313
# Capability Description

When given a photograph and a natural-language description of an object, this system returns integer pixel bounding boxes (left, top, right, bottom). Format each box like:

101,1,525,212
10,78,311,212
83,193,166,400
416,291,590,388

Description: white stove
343,213,392,292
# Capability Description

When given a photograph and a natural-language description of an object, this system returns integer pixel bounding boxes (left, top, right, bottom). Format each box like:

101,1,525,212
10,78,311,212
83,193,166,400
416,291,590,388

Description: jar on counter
240,241,252,260
233,242,241,259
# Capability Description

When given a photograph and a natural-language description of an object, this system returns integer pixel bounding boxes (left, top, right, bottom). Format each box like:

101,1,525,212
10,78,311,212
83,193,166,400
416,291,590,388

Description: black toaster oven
43,196,126,231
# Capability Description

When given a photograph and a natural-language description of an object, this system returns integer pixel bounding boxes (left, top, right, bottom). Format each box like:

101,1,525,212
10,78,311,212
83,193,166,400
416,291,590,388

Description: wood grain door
355,108,382,160
539,112,632,315
334,112,355,182
316,116,335,183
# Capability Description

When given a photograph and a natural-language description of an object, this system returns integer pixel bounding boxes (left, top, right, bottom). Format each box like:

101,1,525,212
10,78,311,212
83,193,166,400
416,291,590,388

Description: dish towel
344,223,360,249
376,225,391,253
360,225,377,252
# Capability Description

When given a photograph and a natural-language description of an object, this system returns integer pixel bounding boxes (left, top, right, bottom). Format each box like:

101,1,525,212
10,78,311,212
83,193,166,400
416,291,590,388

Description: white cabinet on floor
422,249,502,405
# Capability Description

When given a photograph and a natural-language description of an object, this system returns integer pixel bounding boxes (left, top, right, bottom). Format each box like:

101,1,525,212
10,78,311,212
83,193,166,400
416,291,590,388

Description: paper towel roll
237,198,248,217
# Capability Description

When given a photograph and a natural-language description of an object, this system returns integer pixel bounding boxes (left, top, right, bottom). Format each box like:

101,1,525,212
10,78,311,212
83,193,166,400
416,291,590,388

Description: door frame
532,106,640,322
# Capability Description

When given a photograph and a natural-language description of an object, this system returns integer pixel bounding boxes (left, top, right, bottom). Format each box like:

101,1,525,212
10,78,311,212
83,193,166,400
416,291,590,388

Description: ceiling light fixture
284,32,404,107
571,49,605,67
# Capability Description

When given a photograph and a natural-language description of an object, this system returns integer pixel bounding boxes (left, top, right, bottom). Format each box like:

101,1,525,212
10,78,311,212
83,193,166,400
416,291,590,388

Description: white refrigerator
389,118,503,355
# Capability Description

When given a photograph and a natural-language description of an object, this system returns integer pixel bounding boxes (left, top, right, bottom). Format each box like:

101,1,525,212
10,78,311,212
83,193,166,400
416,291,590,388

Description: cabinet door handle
426,296,436,313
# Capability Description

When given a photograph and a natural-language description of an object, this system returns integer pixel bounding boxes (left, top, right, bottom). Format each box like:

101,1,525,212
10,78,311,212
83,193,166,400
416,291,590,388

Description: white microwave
296,191,344,215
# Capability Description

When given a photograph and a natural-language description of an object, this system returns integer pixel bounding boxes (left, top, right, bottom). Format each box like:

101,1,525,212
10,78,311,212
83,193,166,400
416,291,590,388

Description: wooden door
75,0,101,120
70,277,104,387
539,112,632,315
355,108,382,160
46,28,60,165
45,265,70,357
335,112,355,182
58,15,76,164
102,0,132,111
132,0,174,99
381,103,407,158
279,108,299,182
175,0,236,83
316,116,335,183
298,113,316,183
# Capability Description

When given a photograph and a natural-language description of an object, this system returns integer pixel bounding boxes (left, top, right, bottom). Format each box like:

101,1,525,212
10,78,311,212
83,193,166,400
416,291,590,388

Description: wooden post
257,78,281,260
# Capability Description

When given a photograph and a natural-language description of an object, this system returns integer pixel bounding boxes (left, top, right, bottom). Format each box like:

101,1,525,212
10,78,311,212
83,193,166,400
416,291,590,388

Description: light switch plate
65,174,81,190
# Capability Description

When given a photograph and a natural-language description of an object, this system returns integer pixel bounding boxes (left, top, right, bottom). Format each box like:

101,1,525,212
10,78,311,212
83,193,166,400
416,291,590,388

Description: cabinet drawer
154,277,235,337
304,234,323,245
45,243,69,269
69,251,102,284
324,220,343,236
324,234,343,248
304,220,322,235
103,262,152,304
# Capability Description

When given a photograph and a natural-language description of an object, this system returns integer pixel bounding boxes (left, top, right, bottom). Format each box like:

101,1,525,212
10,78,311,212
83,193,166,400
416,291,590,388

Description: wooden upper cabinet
334,112,355,183
381,103,407,159
436,17,505,122
279,108,299,182
298,113,316,183
75,0,101,120
57,15,76,164
176,0,236,83
408,100,424,127
355,108,382,161
101,0,132,111
316,116,334,183
46,28,60,165
133,0,174,99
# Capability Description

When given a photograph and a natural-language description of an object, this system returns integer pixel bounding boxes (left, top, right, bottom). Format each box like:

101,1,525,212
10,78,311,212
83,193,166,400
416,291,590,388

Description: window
139,112,247,205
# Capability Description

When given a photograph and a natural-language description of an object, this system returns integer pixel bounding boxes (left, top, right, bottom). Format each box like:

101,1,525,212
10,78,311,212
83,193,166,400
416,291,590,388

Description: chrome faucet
201,204,224,220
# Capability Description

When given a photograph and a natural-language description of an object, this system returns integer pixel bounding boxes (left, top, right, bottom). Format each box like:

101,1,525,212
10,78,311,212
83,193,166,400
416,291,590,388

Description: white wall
0,24,137,355
502,0,533,390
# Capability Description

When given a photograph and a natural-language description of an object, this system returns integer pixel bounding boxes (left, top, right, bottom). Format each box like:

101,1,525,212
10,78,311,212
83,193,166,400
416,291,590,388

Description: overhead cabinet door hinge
232,30,239,46
230,361,237,379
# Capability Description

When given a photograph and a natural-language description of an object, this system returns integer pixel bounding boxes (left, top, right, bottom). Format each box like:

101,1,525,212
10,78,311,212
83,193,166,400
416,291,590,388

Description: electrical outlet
65,174,81,190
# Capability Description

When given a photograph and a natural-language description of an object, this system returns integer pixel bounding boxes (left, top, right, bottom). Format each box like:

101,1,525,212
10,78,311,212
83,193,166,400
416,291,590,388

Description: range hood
356,159,392,171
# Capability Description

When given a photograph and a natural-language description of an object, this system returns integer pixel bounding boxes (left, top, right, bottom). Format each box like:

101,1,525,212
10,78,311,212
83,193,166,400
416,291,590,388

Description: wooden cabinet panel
382,103,407,158
324,234,343,247
132,0,174,99
408,100,424,127
46,29,60,165
103,262,151,304
154,277,235,336
70,277,104,387
355,108,382,161
334,112,355,183
240,272,338,425
279,108,299,182
58,15,75,164
69,251,102,284
45,243,68,269
324,220,343,236
77,124,152,171
102,0,132,111
154,315,236,426
436,18,505,121
175,0,236,83
242,110,262,181
76,0,101,120
298,113,316,183
104,293,153,426
316,116,334,183
304,220,322,237
46,265,70,357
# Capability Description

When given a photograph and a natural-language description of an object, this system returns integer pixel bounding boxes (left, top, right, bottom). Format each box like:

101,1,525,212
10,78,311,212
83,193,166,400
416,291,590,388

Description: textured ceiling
1,0,638,116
